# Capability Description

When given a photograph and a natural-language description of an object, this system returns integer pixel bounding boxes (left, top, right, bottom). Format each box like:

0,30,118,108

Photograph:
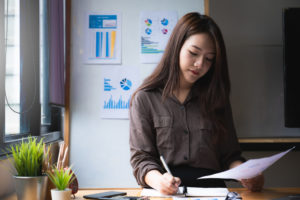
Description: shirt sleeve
219,101,246,170
129,91,164,187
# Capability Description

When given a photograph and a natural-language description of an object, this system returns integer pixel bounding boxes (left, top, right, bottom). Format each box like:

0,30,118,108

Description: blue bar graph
103,96,130,109
106,32,109,57
96,32,100,57
104,78,116,91
100,32,103,57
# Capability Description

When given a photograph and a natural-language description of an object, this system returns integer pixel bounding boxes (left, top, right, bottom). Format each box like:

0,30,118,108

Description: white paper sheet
140,11,178,63
198,147,295,181
140,187,228,197
173,197,225,200
100,65,140,119
84,12,122,64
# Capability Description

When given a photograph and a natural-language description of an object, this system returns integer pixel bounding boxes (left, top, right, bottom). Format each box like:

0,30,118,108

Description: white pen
160,155,184,194
160,155,173,175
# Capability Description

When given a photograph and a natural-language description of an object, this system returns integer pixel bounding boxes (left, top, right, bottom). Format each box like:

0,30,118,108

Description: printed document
198,147,294,181
141,187,228,197
173,197,225,200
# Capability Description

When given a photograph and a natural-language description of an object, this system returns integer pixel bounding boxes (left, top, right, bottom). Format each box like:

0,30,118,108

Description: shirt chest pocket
190,117,214,147
153,116,173,150
197,120,218,153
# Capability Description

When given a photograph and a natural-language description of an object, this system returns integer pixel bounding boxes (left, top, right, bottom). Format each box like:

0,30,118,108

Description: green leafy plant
47,166,75,190
8,136,50,176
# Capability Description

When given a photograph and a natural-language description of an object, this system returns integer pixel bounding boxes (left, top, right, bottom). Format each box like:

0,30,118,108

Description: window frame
0,0,5,150
0,0,65,158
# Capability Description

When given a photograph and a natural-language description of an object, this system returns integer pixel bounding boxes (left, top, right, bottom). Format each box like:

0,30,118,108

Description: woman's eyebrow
191,45,216,54
192,45,202,50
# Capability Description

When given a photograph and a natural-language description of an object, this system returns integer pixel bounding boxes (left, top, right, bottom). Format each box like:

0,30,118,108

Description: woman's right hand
145,170,181,195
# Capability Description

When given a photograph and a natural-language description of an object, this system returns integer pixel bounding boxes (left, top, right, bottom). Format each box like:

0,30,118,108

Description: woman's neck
173,83,192,104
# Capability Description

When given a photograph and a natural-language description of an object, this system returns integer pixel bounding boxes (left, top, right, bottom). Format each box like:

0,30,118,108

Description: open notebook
140,187,229,197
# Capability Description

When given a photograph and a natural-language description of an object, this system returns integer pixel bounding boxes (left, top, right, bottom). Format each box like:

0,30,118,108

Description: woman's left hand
241,174,264,192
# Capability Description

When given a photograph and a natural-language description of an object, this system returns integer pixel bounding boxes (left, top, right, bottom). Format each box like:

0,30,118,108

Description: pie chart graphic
145,28,152,35
120,78,132,91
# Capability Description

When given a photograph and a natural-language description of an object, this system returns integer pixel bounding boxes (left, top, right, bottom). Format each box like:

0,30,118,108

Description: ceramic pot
13,175,48,200
51,188,72,200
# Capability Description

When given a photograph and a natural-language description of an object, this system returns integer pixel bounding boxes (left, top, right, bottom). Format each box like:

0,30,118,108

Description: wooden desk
76,188,300,200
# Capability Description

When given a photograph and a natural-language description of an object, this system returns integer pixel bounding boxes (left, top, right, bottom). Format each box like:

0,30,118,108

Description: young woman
129,12,264,195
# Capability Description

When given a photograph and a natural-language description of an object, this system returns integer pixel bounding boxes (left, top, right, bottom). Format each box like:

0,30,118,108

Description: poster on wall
84,12,121,64
100,66,140,119
140,11,178,64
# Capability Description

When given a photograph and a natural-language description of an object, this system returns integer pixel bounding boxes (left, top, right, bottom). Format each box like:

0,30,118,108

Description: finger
174,177,181,187
162,174,177,188
241,177,264,192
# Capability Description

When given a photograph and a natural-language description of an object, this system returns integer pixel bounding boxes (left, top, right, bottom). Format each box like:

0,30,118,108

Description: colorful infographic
85,13,121,64
140,11,178,63
100,66,140,119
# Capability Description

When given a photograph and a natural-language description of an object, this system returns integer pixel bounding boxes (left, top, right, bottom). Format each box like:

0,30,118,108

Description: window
0,0,65,156
4,0,21,135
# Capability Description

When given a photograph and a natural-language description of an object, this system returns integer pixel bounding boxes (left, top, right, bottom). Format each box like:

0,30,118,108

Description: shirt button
184,130,189,134
180,106,185,110
184,156,188,160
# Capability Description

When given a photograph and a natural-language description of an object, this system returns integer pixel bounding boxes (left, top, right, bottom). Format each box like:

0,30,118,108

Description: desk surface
76,188,300,200
3,187,300,200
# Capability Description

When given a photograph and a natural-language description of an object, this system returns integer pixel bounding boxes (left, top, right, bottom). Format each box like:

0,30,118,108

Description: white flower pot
51,188,71,200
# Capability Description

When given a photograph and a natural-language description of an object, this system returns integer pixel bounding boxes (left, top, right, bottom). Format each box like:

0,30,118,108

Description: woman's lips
191,70,199,76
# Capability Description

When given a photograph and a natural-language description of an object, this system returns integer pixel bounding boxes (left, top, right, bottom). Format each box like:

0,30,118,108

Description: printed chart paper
198,147,295,181
140,11,177,63
85,13,121,64
100,66,140,119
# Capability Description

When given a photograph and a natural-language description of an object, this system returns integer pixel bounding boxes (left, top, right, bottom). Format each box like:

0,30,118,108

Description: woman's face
179,33,216,88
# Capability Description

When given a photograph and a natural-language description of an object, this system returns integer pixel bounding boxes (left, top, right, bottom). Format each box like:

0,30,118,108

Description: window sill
0,131,63,159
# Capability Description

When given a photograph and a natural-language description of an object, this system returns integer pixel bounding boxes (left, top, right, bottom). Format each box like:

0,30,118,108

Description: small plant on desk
7,136,51,200
47,165,75,200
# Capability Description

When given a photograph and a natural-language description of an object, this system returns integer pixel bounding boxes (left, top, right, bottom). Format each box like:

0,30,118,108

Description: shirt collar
157,83,200,105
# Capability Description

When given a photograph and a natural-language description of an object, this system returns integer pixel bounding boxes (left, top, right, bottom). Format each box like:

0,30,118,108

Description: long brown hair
132,12,231,133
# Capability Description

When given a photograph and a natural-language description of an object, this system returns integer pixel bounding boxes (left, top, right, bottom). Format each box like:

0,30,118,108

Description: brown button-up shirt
129,86,244,187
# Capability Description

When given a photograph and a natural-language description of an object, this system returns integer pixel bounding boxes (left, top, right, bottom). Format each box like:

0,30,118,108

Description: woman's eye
206,57,215,62
188,51,197,56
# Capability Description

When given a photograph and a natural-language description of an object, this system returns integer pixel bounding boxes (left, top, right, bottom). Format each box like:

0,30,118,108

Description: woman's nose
194,58,203,68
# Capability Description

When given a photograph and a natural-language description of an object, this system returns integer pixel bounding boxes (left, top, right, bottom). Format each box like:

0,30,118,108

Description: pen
160,155,172,175
160,155,187,195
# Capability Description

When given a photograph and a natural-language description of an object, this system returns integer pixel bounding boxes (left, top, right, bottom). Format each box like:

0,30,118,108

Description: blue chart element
89,15,117,29
145,28,152,35
104,78,116,91
96,32,100,57
145,19,152,26
106,32,109,57
161,18,169,26
120,78,132,91
141,37,164,54
103,95,130,109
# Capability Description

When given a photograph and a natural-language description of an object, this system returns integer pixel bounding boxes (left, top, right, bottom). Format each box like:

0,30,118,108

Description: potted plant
8,136,51,200
47,165,75,200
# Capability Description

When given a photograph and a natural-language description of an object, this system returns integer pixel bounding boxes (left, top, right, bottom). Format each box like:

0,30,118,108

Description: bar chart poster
100,66,140,119
85,13,121,64
140,11,177,63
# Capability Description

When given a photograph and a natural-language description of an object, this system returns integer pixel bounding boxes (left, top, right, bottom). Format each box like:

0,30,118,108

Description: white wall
70,0,205,188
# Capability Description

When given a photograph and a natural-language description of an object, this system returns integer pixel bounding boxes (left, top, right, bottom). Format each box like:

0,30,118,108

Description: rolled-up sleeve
219,101,246,170
129,91,164,187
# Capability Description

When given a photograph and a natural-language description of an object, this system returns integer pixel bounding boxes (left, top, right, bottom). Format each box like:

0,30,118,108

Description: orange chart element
110,31,116,58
